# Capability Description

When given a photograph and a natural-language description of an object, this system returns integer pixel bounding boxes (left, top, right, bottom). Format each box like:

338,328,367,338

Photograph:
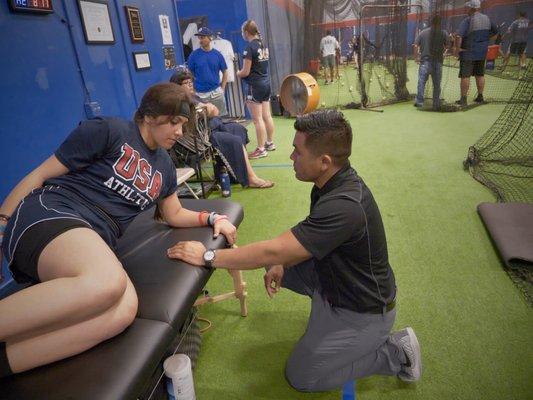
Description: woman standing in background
237,20,276,159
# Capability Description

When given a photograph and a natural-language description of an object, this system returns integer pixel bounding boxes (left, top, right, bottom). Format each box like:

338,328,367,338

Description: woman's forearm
0,172,47,217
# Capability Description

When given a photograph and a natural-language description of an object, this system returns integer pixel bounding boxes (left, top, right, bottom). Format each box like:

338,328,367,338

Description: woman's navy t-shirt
45,117,177,236
242,38,270,85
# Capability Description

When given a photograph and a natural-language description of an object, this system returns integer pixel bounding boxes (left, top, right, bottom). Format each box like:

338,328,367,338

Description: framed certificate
78,0,115,44
133,51,151,70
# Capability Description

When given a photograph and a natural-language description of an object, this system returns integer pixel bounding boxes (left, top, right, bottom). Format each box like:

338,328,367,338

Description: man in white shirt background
320,30,340,85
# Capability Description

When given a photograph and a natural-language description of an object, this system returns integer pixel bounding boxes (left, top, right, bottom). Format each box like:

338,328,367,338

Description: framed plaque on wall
124,5,144,43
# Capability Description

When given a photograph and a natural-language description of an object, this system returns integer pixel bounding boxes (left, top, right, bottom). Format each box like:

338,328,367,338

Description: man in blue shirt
502,11,530,70
454,0,498,106
187,27,228,116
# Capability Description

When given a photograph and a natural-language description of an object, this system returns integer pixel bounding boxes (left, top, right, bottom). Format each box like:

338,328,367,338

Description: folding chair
176,167,199,199
169,107,237,198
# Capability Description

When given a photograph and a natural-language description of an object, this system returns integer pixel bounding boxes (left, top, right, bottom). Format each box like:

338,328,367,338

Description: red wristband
198,211,209,226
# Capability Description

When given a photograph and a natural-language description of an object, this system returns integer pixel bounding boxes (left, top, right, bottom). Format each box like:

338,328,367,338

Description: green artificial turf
191,99,532,399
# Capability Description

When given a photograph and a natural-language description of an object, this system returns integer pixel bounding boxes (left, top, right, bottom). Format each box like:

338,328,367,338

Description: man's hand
213,218,237,245
167,241,206,266
264,265,284,298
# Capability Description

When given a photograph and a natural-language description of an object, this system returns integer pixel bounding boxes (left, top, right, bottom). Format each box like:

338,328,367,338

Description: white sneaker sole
400,327,421,382
249,153,268,159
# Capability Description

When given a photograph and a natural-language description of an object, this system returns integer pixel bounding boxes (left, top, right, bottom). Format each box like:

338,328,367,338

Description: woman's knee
79,264,129,310
252,114,263,125
108,297,138,338
99,284,138,340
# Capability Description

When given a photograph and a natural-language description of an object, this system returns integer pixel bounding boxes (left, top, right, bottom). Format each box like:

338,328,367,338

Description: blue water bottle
342,380,356,400
220,167,231,198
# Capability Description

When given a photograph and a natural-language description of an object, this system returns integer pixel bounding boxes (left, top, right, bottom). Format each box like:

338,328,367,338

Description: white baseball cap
465,0,481,9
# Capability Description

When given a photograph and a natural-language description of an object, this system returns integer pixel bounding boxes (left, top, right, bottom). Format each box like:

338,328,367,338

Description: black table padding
118,198,244,329
477,202,533,267
2,319,173,400
1,198,244,400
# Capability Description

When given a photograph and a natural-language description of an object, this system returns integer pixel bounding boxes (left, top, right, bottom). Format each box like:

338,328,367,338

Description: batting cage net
462,56,532,306
421,0,532,111
464,62,532,204
254,0,530,112
259,0,422,110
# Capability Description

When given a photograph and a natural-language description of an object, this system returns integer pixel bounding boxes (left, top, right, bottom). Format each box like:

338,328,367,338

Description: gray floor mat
478,202,533,305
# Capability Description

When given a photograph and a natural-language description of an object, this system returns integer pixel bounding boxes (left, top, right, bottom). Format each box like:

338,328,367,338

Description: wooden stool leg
227,269,247,317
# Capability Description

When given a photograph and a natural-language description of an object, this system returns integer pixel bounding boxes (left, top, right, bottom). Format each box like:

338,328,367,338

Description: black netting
358,2,420,107
464,62,532,305
422,0,530,109
254,0,529,111
464,62,532,203
258,0,421,110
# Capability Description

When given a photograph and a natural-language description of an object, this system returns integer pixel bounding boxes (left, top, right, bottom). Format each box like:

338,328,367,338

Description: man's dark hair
518,11,526,18
294,110,352,165
326,30,332,36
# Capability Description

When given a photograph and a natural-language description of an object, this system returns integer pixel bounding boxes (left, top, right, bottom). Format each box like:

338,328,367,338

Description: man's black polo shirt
291,164,396,313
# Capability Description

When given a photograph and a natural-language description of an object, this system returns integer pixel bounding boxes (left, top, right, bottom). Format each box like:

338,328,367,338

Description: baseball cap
465,0,481,9
195,27,214,37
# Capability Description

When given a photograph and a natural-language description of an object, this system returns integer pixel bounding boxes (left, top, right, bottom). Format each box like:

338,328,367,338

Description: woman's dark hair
294,110,352,166
134,82,195,131
170,65,193,86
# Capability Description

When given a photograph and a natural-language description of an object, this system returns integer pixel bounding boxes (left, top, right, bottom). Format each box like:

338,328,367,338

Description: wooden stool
193,246,247,317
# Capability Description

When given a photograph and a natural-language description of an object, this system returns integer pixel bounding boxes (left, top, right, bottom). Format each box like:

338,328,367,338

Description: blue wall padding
0,0,184,292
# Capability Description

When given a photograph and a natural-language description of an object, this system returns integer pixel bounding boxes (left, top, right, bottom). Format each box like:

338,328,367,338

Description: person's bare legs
502,52,510,70
0,227,138,372
329,66,334,83
519,52,526,68
261,101,275,144
475,75,485,97
460,77,470,97
241,146,273,188
247,100,266,151
6,277,137,373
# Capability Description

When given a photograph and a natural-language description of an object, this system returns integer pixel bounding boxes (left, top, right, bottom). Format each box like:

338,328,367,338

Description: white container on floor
163,354,196,400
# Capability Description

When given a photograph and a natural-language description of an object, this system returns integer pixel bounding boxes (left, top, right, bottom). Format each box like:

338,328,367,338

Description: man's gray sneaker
391,327,421,382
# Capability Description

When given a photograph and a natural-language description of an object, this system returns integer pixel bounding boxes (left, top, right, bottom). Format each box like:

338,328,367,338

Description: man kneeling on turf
168,110,422,391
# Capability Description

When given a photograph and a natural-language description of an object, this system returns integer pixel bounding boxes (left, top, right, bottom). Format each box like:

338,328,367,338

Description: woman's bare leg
247,100,266,149
261,101,275,144
241,146,274,188
6,276,137,373
0,228,128,341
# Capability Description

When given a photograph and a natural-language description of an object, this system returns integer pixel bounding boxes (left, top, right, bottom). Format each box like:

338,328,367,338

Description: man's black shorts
509,42,527,55
459,59,486,78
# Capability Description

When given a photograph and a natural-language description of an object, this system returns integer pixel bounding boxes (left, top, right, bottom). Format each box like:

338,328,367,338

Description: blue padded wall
0,0,184,291
176,0,248,56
